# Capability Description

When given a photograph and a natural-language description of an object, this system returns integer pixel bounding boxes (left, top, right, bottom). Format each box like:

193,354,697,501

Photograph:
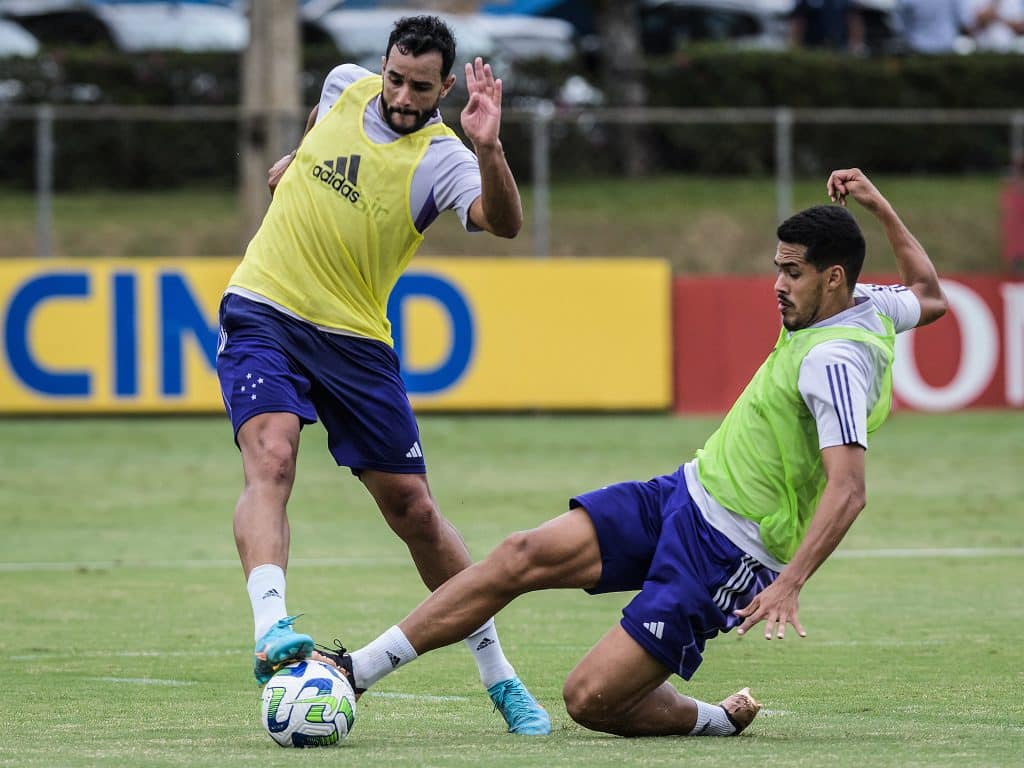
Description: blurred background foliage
1,47,1022,190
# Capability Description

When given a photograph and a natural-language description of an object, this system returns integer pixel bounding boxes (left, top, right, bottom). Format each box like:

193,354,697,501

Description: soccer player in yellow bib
215,15,549,735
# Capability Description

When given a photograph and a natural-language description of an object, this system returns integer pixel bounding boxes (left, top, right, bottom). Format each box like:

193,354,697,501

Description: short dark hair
776,205,865,291
385,15,457,78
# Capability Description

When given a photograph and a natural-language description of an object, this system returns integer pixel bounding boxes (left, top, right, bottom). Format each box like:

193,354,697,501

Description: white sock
688,699,737,736
463,618,516,689
247,564,288,641
350,625,418,690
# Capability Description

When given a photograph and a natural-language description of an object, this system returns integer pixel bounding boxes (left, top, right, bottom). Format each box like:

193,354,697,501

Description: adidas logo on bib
312,153,362,205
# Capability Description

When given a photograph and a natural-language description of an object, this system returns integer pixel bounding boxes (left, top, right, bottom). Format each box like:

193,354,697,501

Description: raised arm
826,168,948,327
460,57,523,238
268,105,319,196
734,444,866,640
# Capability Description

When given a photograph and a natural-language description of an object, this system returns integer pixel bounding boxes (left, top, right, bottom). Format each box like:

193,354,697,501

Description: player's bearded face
780,281,826,331
381,90,443,134
774,244,827,331
380,47,451,135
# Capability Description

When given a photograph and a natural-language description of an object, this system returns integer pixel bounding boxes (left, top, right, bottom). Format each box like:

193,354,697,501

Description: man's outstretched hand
734,579,807,640
460,57,503,151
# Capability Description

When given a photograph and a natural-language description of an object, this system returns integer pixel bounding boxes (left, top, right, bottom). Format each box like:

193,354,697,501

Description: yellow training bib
229,75,457,345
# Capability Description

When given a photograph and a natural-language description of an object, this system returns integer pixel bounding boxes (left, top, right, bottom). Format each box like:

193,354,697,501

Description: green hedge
636,48,1024,175
0,48,327,190
0,46,1021,189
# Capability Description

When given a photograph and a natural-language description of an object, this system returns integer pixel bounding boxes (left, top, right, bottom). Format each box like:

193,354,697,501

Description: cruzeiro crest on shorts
312,153,362,205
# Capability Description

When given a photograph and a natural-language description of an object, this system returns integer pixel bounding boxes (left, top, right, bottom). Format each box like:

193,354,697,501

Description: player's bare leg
358,470,556,733
330,506,602,734
235,411,312,683
563,625,760,736
399,508,603,651
235,412,301,573
360,471,472,589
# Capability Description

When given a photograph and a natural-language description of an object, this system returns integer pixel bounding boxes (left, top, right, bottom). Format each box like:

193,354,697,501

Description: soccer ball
260,659,357,748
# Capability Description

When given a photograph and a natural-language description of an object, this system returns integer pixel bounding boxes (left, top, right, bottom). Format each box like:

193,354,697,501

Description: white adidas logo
643,621,665,640
405,441,423,459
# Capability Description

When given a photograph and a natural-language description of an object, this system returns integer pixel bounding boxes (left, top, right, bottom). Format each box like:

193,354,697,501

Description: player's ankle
350,625,418,689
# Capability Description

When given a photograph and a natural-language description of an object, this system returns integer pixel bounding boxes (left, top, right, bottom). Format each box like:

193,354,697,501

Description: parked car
0,16,39,57
641,0,792,54
474,13,577,64
0,0,247,52
302,8,504,73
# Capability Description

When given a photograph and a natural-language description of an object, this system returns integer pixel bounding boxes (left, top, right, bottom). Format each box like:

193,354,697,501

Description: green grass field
2,413,1022,767
0,174,1007,274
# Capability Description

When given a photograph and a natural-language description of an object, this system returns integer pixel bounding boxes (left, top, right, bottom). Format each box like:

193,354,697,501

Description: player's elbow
915,285,948,327
490,214,522,239
851,487,867,514
826,468,866,517
842,479,867,515
926,292,948,325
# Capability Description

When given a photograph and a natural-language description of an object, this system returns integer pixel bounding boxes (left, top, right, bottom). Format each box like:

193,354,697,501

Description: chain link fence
2,102,1022,257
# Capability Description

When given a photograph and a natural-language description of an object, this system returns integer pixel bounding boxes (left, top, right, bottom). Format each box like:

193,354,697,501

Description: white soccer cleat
719,686,762,735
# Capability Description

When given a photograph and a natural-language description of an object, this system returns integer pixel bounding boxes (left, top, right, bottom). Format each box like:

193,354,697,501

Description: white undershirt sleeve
427,139,483,231
855,283,922,332
798,341,875,450
316,64,373,123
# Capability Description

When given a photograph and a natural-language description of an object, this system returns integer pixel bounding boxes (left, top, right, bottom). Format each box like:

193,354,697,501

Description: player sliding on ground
317,169,949,737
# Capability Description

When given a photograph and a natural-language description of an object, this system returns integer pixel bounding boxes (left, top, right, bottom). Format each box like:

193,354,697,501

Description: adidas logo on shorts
405,442,423,459
643,621,665,639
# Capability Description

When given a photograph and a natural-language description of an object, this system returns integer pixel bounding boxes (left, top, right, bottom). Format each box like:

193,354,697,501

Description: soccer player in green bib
315,168,949,737
215,15,549,734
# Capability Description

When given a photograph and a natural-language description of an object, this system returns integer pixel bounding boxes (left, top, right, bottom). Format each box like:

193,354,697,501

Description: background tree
594,0,654,176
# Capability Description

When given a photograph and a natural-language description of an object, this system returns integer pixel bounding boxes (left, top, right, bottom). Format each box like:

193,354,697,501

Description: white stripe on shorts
712,554,760,612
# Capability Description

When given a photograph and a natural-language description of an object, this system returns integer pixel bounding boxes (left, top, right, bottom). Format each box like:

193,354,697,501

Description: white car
474,13,577,64
97,1,247,53
0,17,38,57
0,0,248,52
304,8,504,74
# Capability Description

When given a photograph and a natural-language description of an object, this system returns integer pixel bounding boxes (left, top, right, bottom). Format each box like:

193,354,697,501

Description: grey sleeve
316,64,374,124
798,341,874,450
419,137,483,232
855,283,922,333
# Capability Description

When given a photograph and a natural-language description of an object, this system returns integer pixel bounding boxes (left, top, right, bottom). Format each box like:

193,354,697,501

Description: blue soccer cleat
253,615,314,685
488,677,551,735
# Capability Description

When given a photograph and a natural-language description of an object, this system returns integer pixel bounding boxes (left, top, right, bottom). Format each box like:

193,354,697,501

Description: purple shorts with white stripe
571,465,777,680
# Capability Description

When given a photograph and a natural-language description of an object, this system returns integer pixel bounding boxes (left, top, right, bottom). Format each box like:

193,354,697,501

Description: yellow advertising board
0,258,670,413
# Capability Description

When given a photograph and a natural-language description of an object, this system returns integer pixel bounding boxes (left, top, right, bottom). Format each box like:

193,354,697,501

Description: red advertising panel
673,276,778,413
673,275,1024,413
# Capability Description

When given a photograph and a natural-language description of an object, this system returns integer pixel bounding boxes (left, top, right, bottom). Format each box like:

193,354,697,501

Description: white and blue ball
260,659,357,747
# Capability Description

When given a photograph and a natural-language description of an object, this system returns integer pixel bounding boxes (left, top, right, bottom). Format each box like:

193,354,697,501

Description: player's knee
490,531,548,592
562,677,617,731
248,438,296,488
383,491,441,542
